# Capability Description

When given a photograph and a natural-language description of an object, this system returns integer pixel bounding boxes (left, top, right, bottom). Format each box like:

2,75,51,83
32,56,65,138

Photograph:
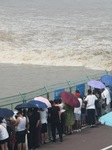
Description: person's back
0,119,9,150
74,98,82,114
85,94,97,109
84,89,97,127
14,111,27,150
16,117,26,132
49,105,60,123
39,108,47,124
48,101,63,142
101,87,111,113
28,108,40,149
0,121,9,140
102,87,111,105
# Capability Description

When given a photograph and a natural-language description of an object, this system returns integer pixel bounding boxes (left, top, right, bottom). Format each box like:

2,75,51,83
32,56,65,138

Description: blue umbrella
28,100,47,108
15,102,38,110
101,75,112,87
88,80,105,89
99,112,112,126
0,108,14,118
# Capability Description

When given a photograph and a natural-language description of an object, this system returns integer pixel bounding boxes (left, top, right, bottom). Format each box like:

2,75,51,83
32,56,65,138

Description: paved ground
38,125,112,150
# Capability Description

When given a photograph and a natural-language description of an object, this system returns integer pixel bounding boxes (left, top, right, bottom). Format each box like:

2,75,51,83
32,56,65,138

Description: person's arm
36,113,40,127
36,120,40,127
14,117,20,126
58,107,61,121
26,116,29,130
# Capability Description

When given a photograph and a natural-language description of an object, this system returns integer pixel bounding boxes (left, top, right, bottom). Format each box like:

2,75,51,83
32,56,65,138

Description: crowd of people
0,86,112,150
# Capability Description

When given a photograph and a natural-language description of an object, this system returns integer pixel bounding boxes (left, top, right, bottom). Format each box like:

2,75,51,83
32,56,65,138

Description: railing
0,70,110,110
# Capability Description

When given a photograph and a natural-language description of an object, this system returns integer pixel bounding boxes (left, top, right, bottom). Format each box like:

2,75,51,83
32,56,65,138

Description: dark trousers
27,127,40,149
51,121,63,141
87,109,96,125
61,112,66,134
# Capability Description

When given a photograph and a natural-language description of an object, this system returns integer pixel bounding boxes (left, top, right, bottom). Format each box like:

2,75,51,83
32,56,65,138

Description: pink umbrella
60,91,80,107
34,96,51,108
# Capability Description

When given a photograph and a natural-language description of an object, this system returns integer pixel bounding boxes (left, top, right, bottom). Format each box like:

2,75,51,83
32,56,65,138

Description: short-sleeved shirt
39,109,47,124
48,106,60,123
0,123,9,140
74,98,82,114
85,94,97,109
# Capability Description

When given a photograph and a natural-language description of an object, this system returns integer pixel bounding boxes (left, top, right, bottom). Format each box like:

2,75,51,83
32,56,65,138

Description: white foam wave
0,46,112,71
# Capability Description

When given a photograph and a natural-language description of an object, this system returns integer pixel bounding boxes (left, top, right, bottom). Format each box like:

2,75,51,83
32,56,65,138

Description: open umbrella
15,102,38,110
99,112,112,126
88,80,105,89
34,96,51,108
0,108,14,118
101,75,112,87
60,91,80,107
28,100,47,108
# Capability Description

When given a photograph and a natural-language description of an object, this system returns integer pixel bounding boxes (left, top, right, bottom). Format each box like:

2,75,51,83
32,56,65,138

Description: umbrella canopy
88,80,105,89
99,112,112,126
101,75,112,87
60,91,80,107
28,100,47,108
0,108,14,118
15,102,38,110
34,96,51,108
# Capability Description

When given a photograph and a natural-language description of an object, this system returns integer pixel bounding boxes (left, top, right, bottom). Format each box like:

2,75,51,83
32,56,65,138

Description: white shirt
0,123,9,140
59,103,65,113
74,98,82,114
39,109,47,124
85,94,97,109
101,88,111,105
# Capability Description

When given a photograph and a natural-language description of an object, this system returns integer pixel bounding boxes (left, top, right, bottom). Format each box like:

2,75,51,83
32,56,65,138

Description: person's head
17,110,23,116
28,108,33,116
58,98,62,104
88,89,92,95
33,108,38,114
50,100,55,106
75,90,80,98
54,99,59,104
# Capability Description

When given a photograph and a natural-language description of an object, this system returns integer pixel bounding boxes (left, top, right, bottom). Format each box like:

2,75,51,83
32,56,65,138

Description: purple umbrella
88,80,105,89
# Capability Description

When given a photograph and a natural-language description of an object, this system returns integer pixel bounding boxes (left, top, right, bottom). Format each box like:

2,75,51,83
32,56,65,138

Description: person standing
14,111,28,150
74,93,82,132
39,108,48,144
48,101,63,142
64,103,74,135
0,118,9,150
101,87,111,113
54,99,66,134
27,108,40,150
84,89,97,127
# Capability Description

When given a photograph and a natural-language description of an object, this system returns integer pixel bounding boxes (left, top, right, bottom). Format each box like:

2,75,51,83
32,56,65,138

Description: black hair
88,89,92,95
49,100,54,106
75,90,80,93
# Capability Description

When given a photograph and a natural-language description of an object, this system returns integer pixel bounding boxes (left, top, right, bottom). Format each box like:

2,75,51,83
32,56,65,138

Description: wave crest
0,48,112,71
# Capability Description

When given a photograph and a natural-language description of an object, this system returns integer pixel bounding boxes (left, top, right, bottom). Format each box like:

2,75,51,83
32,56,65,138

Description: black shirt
48,106,60,123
